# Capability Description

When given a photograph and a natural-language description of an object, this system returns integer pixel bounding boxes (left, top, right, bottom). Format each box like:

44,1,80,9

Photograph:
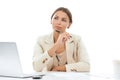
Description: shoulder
36,33,52,43
37,34,50,40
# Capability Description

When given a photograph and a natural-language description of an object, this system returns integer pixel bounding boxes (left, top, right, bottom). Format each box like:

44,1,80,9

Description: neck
53,31,59,43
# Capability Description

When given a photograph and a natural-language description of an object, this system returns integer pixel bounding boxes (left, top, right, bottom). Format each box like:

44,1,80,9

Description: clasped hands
48,32,71,72
51,65,66,72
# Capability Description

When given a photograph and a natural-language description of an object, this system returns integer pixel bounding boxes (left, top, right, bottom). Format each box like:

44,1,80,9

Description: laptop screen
0,42,23,76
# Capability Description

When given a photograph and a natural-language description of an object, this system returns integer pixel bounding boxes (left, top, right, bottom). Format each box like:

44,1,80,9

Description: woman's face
51,11,71,33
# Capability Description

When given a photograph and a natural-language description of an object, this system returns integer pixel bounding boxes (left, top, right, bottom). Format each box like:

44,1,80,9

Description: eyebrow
62,18,67,20
54,15,67,19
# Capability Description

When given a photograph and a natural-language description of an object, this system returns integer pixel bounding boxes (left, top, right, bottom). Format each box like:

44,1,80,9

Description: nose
57,20,61,25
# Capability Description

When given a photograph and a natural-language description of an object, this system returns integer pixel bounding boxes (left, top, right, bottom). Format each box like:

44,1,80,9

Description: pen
56,55,60,62
56,55,60,66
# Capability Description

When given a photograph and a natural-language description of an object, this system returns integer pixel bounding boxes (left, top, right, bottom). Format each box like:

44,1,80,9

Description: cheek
62,23,69,28
51,20,55,25
51,20,56,26
51,21,56,29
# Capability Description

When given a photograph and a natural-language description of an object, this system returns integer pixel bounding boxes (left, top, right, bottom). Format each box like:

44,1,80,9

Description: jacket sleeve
66,36,90,72
32,39,53,72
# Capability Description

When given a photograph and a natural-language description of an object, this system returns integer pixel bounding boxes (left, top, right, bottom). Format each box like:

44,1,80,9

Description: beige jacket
33,33,90,72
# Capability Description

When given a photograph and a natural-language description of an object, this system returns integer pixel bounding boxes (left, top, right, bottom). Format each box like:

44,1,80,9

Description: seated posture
33,7,90,72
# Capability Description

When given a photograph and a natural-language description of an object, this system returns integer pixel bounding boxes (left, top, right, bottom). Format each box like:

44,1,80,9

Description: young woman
33,7,90,72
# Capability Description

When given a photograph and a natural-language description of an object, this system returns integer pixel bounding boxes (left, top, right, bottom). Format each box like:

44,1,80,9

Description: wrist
62,65,66,72
48,44,58,57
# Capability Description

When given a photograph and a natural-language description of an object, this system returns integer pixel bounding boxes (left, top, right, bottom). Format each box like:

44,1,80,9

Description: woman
33,7,90,72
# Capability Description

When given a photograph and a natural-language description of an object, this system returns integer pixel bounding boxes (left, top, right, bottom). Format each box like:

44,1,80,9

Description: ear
67,23,71,29
50,20,52,24
51,18,53,24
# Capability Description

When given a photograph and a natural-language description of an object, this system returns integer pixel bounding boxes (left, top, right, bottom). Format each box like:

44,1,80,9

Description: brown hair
51,7,72,23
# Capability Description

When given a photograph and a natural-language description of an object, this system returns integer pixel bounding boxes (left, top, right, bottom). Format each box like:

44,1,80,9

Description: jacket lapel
66,38,76,64
45,33,54,44
44,33,54,50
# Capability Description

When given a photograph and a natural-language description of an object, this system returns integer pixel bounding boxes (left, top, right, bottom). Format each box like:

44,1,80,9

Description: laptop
0,42,44,78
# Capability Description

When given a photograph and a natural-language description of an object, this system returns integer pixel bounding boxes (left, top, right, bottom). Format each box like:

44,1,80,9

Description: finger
66,33,71,39
62,36,68,42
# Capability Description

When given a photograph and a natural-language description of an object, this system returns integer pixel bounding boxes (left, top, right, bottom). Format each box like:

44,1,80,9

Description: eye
54,16,58,20
62,18,67,22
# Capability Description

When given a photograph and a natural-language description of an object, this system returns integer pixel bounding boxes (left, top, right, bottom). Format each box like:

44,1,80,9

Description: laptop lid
0,42,44,78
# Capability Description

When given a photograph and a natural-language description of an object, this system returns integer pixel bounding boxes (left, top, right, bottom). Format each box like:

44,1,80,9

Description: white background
0,0,120,74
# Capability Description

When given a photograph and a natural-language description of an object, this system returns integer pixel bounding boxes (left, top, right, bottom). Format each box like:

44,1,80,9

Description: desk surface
0,72,120,80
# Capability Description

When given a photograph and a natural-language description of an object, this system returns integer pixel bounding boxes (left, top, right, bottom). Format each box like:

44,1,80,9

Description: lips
55,26,62,30
56,26,62,29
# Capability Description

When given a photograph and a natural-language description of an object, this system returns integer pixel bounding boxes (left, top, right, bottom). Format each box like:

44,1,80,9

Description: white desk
0,77,32,80
0,72,120,80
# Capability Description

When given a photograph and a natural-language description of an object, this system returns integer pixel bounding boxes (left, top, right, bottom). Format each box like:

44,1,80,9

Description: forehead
54,11,69,19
